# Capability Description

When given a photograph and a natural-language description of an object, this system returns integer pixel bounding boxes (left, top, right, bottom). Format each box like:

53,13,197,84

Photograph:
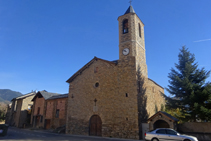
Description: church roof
148,78,164,89
66,57,117,83
124,5,135,14
148,111,179,122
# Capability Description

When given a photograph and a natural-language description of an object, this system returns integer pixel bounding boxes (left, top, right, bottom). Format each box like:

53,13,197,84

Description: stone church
66,5,165,140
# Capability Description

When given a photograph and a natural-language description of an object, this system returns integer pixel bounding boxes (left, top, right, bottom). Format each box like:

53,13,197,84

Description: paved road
1,127,143,141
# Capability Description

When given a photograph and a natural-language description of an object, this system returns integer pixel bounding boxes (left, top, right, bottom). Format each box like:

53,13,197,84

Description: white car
145,128,198,141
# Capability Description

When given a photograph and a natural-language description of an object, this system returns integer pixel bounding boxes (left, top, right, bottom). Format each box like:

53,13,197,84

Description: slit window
139,23,141,37
94,67,98,73
56,109,59,118
126,93,128,97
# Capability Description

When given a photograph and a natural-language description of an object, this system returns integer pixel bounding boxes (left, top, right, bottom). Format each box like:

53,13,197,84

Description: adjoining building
45,94,68,129
65,5,165,140
6,92,35,128
31,90,60,128
31,90,68,130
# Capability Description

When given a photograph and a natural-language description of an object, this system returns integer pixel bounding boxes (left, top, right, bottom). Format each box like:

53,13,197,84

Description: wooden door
45,119,51,129
36,116,40,127
89,115,102,136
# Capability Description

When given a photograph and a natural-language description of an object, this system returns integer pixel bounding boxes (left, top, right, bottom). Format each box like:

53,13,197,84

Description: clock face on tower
122,48,129,55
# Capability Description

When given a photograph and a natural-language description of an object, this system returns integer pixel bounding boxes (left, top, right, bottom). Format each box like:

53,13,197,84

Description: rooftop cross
94,98,97,106
129,0,132,6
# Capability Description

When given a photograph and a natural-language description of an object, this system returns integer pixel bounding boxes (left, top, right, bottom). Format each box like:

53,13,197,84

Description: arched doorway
153,120,170,129
89,115,102,136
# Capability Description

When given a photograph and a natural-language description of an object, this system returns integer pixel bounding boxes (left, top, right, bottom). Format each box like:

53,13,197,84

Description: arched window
123,19,128,34
139,23,141,37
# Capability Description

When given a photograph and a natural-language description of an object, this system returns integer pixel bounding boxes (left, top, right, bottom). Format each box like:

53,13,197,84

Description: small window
94,67,98,73
28,104,32,110
40,116,43,123
139,23,141,37
126,93,128,97
156,129,166,134
123,19,129,34
152,87,155,93
37,107,40,115
56,109,59,118
95,82,99,87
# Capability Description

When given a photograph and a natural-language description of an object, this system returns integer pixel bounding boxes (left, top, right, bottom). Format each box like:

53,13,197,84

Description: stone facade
66,6,165,140
6,92,35,128
66,57,140,139
32,96,45,128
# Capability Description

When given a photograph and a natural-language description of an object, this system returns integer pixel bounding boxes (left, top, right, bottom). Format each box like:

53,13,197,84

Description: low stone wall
180,132,211,141
178,122,211,141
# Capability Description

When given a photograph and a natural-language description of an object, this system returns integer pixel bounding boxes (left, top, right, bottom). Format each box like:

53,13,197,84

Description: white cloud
194,38,211,42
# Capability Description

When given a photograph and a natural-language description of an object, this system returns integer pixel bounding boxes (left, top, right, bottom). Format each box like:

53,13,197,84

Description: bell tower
118,5,148,77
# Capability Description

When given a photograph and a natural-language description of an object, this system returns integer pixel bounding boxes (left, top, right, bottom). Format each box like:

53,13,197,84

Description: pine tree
166,46,211,122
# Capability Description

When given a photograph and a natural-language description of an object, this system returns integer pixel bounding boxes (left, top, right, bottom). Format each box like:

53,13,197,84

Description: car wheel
184,140,191,141
151,138,159,141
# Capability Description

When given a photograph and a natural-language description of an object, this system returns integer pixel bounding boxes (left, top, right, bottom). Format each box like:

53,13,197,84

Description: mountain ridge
0,89,23,103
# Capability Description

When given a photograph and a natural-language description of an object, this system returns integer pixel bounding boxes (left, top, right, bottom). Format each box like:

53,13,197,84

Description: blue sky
0,0,211,95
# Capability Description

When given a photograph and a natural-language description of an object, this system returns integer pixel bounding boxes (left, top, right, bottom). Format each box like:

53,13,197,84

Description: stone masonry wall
178,122,211,141
17,95,34,127
33,97,45,116
15,99,22,127
46,100,53,119
66,58,139,139
21,95,34,111
56,98,66,119
33,97,45,128
118,13,148,78
46,97,67,129
145,79,165,118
